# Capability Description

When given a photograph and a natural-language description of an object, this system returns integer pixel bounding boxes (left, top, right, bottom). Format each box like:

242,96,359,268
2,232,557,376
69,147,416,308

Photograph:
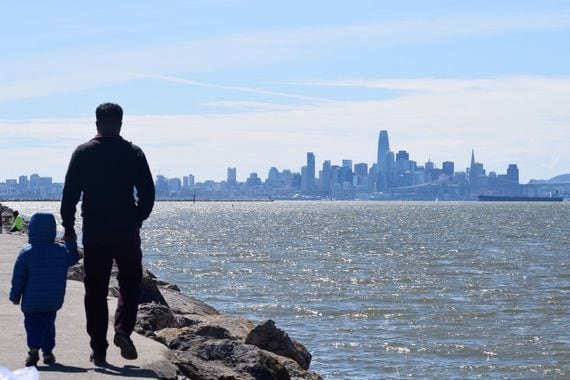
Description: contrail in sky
130,73,332,103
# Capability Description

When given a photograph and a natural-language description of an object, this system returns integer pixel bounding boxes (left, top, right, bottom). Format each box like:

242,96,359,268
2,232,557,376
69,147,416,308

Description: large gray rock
67,259,85,281
160,287,219,316
0,205,28,232
136,302,191,335
140,269,169,306
155,314,254,344
172,336,291,380
245,320,312,370
151,314,321,379
72,263,168,306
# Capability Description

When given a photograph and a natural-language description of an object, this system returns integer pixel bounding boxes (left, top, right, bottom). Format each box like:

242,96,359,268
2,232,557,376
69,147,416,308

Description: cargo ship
478,195,564,202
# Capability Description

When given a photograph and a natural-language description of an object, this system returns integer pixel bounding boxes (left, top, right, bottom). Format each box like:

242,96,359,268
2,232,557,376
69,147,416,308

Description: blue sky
1,0,569,182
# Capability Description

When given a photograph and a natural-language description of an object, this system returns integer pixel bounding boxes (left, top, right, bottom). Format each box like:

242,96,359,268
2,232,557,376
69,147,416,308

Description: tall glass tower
321,160,331,196
377,130,390,171
306,152,315,194
376,130,395,191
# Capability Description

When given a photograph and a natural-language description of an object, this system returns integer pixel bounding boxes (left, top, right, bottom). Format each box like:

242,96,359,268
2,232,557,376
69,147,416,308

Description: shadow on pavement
38,362,157,378
37,363,87,374
93,363,158,378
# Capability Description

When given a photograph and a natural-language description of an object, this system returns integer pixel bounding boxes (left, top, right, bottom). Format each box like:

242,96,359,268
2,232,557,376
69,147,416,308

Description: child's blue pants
24,311,57,352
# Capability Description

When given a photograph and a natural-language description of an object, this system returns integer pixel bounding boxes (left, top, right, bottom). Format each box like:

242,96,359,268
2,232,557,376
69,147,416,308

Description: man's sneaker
89,351,107,367
43,352,56,365
25,349,39,367
113,331,138,360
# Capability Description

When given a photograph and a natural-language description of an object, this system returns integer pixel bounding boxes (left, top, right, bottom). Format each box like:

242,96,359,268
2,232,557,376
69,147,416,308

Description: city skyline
3,135,569,201
3,129,569,201
1,1,570,182
0,132,560,185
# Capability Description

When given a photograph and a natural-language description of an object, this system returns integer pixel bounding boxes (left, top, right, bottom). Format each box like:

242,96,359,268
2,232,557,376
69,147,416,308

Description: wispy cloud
201,101,300,112
130,73,332,103
1,11,569,103
288,78,496,93
289,75,570,95
2,76,569,182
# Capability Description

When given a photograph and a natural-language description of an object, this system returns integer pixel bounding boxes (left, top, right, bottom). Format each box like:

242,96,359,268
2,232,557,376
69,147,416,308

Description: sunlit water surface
6,201,570,379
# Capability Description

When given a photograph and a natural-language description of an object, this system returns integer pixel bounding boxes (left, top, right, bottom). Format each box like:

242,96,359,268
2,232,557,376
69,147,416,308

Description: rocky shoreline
1,204,323,380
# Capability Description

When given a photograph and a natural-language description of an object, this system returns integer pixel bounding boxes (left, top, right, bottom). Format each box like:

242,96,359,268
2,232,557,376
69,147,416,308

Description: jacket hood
28,212,57,243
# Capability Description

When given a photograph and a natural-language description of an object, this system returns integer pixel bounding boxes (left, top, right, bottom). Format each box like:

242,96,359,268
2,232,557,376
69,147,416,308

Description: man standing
61,103,155,366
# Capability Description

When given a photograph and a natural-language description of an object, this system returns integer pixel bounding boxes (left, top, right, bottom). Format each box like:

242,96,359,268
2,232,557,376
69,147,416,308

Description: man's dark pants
83,229,142,353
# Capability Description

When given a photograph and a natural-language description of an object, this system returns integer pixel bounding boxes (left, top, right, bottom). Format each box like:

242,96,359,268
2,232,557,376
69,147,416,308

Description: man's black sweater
61,135,155,235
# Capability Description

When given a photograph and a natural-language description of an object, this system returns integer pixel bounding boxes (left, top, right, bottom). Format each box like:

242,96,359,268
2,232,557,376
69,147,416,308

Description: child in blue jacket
9,212,80,367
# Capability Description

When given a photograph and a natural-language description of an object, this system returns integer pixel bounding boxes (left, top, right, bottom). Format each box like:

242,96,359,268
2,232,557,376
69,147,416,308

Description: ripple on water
7,201,570,379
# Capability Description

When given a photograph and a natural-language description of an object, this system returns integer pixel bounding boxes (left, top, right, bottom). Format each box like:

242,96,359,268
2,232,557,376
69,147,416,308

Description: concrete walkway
0,233,175,379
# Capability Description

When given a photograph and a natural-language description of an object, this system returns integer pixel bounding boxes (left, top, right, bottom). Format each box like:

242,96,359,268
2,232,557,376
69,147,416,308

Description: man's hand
63,230,77,241
11,300,19,305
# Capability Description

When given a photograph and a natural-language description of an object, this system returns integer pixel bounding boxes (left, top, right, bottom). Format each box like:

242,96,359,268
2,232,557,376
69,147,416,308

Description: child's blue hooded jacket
9,212,80,313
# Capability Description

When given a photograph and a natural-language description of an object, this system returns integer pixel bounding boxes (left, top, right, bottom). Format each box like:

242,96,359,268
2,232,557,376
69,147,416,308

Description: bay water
6,201,570,379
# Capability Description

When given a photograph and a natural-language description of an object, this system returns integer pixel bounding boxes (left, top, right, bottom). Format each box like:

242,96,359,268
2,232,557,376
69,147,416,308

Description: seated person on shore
9,212,80,367
10,211,24,232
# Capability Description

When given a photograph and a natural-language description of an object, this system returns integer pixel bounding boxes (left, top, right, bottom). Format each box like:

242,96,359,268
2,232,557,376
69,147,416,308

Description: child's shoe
43,352,56,365
25,348,39,367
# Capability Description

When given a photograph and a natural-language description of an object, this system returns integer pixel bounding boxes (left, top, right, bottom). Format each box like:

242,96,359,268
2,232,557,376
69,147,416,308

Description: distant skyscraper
395,150,409,161
339,166,353,185
182,174,194,191
409,160,417,173
469,150,485,184
227,167,237,186
168,178,182,193
354,163,368,188
385,151,395,187
342,159,353,170
330,165,340,187
321,160,331,196
395,150,410,174
267,167,280,187
306,152,315,194
470,163,485,188
377,130,390,171
506,164,519,183
6,179,17,195
442,161,455,178
246,173,261,187
376,130,393,191
155,175,169,195
292,172,302,190
18,175,28,193
281,169,293,187
354,163,368,177
29,173,40,194
300,165,308,193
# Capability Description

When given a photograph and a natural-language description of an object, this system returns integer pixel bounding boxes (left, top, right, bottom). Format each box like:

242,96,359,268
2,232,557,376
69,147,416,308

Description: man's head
96,103,123,135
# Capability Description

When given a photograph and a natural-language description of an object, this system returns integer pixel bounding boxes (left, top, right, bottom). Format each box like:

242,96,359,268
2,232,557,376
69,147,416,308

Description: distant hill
529,174,570,184
549,174,570,183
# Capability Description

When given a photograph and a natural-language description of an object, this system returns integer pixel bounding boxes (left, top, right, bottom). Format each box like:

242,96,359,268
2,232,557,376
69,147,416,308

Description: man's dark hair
96,103,123,122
